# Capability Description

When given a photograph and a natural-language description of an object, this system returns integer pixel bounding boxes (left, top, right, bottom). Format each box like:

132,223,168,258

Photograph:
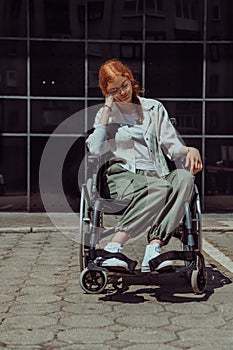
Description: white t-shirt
122,113,157,171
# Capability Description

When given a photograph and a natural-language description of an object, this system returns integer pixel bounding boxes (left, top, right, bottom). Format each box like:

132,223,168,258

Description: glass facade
0,0,232,212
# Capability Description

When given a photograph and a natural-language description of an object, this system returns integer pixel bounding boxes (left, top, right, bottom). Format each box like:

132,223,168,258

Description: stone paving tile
118,328,177,344
8,303,61,315
57,328,115,344
0,329,55,346
60,314,114,328
62,302,113,315
2,315,58,329
178,328,233,347
116,314,170,328
123,345,179,350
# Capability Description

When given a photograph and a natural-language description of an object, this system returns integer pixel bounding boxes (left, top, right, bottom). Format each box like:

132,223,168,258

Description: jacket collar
138,96,155,111
110,97,155,124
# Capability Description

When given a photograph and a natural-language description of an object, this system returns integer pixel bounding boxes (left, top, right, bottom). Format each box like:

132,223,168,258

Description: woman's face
106,76,133,103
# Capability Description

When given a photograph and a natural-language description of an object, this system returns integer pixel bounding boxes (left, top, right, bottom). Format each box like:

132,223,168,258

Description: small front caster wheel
80,268,107,294
191,269,207,294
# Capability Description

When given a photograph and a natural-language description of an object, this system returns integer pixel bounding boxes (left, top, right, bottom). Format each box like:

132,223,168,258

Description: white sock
104,242,123,253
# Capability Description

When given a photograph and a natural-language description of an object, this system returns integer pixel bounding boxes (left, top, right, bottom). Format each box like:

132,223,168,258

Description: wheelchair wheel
80,268,107,294
191,267,207,294
79,185,91,272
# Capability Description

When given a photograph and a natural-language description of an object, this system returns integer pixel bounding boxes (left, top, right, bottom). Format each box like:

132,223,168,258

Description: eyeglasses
108,81,131,96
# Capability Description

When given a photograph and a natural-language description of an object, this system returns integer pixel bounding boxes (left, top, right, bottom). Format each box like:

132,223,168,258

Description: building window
123,0,143,16
120,32,142,58
87,1,104,20
212,0,221,21
44,0,71,38
210,44,219,62
175,0,197,20
146,0,164,15
11,0,22,19
6,70,17,88
209,74,219,95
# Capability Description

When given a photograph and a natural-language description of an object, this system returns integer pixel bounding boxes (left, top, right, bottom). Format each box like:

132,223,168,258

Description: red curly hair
98,59,142,105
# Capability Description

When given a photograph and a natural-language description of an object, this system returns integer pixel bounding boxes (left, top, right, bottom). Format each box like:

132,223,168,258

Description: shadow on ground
99,265,232,304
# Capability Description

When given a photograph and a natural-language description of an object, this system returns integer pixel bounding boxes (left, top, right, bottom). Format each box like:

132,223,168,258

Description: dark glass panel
0,137,27,211
0,40,27,96
0,99,26,132
30,0,85,39
88,43,142,97
31,100,84,134
146,0,204,40
205,138,233,212
206,44,233,98
162,101,202,135
146,44,203,97
0,0,27,37
30,41,85,97
207,0,233,40
206,102,233,135
88,0,143,39
30,136,85,212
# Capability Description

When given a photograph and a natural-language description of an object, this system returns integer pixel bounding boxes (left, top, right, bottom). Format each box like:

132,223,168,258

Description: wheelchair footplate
79,249,207,295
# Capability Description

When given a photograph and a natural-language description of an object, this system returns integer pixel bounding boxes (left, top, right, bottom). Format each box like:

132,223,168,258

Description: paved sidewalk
0,213,233,349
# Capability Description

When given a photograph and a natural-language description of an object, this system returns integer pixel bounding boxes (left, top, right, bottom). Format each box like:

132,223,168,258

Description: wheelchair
79,154,207,295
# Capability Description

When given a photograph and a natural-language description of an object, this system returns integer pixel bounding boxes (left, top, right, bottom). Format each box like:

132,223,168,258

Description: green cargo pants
106,163,194,244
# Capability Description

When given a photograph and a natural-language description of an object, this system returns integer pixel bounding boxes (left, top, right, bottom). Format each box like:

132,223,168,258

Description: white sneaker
97,242,128,270
141,243,174,273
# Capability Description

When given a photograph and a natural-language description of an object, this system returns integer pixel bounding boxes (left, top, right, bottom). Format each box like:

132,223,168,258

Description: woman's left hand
185,147,203,175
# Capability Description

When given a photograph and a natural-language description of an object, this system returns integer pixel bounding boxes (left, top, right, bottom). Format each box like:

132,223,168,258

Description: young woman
86,59,202,272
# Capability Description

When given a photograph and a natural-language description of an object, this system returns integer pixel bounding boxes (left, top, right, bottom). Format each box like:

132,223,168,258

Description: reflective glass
0,137,27,211
87,0,143,39
30,136,84,212
146,44,203,97
206,44,233,98
0,40,27,96
146,0,204,40
162,101,202,135
30,42,85,97
0,99,27,132
205,138,233,211
206,102,233,135
207,0,233,40
30,0,85,39
88,43,142,97
0,0,27,37
31,100,84,134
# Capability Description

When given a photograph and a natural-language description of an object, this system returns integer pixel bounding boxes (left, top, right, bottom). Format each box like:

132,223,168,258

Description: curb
0,226,79,233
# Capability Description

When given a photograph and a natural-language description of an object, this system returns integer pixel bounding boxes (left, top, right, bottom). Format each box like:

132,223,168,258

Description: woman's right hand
105,94,114,109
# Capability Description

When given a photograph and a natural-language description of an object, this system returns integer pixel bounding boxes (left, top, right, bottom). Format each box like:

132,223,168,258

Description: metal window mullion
201,0,208,211
26,0,31,212
142,0,146,92
84,0,88,184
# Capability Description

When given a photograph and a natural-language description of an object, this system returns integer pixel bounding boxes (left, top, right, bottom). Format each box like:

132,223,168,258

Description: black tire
191,268,207,294
80,268,107,294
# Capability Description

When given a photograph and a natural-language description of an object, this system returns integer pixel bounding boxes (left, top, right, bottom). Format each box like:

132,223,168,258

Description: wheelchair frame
79,155,207,295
